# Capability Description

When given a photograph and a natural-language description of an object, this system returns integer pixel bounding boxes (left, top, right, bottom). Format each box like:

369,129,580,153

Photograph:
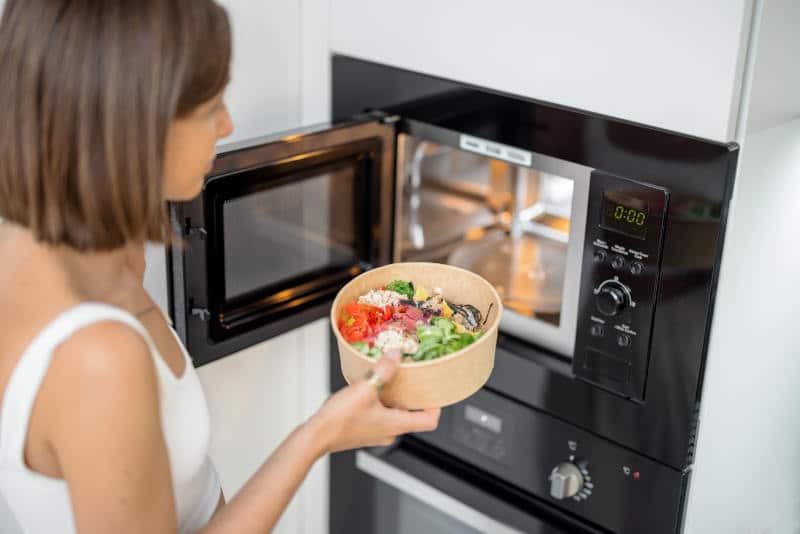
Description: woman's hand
202,350,439,534
309,351,441,454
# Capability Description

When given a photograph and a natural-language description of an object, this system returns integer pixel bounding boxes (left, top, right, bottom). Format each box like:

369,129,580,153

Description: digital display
600,190,648,240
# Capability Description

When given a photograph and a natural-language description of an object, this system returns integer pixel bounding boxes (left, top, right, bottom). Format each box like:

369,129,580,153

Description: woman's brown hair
0,0,231,250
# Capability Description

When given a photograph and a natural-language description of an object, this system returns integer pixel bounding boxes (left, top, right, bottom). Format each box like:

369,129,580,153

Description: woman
0,1,440,532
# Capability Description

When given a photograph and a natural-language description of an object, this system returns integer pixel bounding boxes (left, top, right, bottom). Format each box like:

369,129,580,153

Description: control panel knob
549,462,585,500
596,283,628,317
593,249,607,263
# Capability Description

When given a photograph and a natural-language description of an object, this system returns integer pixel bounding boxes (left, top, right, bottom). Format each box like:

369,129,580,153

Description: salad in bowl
331,262,503,409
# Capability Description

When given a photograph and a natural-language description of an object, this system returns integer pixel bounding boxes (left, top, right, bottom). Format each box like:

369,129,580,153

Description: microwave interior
394,133,590,359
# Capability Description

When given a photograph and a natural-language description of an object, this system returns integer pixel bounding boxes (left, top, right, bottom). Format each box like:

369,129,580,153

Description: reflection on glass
223,168,357,300
373,480,484,534
399,137,574,326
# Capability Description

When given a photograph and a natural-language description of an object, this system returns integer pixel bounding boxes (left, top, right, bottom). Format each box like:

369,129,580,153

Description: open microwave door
169,118,396,365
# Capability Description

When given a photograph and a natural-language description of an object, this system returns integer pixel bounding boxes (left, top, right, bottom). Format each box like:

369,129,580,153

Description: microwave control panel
573,172,669,401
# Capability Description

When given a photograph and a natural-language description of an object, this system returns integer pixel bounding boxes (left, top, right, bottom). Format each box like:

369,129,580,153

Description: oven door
169,119,395,365
330,442,603,534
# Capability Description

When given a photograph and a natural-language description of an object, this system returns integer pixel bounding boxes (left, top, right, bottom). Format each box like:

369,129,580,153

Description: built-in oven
330,366,682,534
168,56,738,533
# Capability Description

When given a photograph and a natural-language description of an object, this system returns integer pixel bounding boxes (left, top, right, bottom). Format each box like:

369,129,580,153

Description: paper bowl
330,262,503,409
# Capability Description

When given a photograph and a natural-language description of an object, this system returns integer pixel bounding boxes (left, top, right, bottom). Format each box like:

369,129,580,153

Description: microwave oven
168,57,736,406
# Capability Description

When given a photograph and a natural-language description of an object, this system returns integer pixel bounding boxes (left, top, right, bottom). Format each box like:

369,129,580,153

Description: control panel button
611,255,625,270
630,261,644,276
590,324,605,337
593,249,607,263
596,282,629,317
617,333,631,348
549,462,584,500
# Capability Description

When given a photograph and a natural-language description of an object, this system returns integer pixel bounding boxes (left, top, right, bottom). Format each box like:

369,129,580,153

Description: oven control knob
549,462,585,500
596,283,628,317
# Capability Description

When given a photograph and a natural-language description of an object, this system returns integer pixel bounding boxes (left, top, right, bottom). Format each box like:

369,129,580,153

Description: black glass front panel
372,481,485,534
333,55,739,471
222,166,358,301
574,173,668,401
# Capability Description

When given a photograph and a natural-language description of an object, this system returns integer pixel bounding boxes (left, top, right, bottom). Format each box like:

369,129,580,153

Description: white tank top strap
0,302,155,467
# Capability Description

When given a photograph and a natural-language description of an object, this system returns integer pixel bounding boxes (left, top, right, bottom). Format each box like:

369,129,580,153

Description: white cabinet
331,0,754,142
215,0,330,144
195,319,330,534
147,1,332,533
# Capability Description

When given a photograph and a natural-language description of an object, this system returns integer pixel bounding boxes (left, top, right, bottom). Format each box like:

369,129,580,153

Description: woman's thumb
371,348,402,385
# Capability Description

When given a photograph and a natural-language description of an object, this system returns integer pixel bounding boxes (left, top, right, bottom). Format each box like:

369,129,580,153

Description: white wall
683,2,800,531
331,0,753,142
217,1,300,142
196,319,330,534
147,1,333,533
683,117,800,534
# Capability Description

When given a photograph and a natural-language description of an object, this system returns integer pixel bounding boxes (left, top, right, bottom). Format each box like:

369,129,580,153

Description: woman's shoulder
5,296,156,389
35,317,168,500
53,316,155,379
38,315,161,453
2,302,162,479
0,230,162,445
42,314,159,418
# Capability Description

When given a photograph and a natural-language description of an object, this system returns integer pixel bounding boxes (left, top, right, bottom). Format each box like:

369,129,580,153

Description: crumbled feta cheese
374,328,419,355
358,289,404,308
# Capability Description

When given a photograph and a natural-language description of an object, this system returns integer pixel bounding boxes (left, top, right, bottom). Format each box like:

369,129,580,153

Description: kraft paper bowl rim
330,262,504,368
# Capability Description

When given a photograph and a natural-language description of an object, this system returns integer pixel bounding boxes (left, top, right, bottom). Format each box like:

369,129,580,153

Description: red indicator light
633,472,640,479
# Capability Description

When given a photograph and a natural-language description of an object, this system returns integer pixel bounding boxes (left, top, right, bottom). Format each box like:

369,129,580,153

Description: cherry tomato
363,305,388,326
342,322,370,342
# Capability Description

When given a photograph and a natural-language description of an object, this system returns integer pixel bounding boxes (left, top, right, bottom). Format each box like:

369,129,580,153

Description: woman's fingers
374,437,396,448
351,349,440,440
372,348,402,383
386,407,441,434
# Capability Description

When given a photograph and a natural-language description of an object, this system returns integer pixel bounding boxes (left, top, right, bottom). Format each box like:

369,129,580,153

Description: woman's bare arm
200,352,440,534
46,326,436,534
45,322,177,533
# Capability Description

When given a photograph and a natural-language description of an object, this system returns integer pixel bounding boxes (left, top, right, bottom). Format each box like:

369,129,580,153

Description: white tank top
0,303,221,533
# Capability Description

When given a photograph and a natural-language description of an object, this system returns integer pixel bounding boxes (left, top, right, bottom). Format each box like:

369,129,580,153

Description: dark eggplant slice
447,302,482,330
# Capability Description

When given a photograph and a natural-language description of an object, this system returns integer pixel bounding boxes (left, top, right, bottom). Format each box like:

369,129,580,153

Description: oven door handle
356,450,525,534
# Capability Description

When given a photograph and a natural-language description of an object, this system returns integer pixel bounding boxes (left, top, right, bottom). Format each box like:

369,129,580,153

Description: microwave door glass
397,135,580,355
223,166,357,301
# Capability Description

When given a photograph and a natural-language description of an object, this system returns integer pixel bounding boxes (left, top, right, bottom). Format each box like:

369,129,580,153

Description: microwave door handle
355,450,525,534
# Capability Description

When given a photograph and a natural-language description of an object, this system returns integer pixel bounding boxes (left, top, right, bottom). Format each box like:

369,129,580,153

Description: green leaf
416,325,443,344
431,317,455,335
386,280,415,299
350,341,370,354
419,345,445,360
444,339,462,354
459,333,476,346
